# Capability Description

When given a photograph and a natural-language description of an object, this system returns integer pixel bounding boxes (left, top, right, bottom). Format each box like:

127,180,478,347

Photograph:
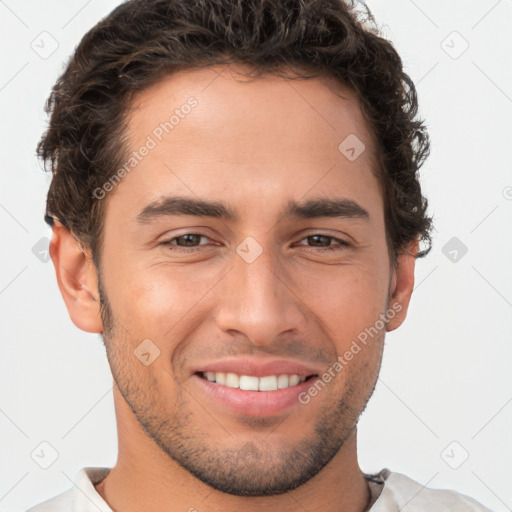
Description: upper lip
192,357,321,378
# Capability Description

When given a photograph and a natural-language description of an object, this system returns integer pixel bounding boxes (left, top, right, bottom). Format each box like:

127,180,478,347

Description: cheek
297,263,390,346
105,261,226,347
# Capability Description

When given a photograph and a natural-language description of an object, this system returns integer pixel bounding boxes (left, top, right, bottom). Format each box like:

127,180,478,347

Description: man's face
95,65,400,495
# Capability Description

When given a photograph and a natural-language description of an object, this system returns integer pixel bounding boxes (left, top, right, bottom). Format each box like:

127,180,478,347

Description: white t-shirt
26,467,492,512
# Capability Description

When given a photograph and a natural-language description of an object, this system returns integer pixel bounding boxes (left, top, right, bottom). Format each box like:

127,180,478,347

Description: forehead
110,64,383,224
127,64,378,162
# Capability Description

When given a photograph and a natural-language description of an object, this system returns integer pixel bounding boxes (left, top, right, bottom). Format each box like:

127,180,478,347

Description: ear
386,238,418,332
50,220,103,333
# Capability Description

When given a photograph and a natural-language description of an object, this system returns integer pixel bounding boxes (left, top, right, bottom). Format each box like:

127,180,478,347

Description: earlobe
386,239,419,332
50,221,103,333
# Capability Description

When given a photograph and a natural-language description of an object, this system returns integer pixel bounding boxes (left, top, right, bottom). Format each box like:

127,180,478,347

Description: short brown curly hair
38,0,433,268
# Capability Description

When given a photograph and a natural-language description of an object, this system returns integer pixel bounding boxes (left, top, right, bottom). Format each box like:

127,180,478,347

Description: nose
214,239,307,347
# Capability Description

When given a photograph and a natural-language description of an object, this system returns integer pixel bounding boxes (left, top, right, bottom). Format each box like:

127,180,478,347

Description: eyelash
160,233,351,253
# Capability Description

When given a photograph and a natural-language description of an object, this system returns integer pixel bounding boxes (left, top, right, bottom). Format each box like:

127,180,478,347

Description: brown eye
161,233,213,252
296,234,351,251
172,234,205,246
305,235,331,247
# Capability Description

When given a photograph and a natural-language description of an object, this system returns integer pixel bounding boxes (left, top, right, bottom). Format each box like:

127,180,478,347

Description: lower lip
192,374,317,417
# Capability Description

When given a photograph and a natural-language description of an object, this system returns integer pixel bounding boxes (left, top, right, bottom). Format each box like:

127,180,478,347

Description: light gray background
1,1,511,511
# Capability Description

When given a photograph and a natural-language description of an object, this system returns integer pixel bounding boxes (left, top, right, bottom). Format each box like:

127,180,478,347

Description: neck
95,385,370,512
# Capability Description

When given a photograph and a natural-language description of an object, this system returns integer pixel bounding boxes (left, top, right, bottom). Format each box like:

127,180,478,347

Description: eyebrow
135,196,370,224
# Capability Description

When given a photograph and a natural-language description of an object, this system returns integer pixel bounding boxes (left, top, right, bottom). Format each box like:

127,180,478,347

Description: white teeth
202,372,307,391
225,373,239,388
259,375,278,391
239,375,259,391
277,374,289,389
289,375,300,386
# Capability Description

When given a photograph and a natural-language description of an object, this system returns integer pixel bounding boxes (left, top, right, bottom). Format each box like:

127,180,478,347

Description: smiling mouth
196,371,317,391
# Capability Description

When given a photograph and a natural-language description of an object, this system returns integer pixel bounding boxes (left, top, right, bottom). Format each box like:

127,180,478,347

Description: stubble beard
97,276,383,496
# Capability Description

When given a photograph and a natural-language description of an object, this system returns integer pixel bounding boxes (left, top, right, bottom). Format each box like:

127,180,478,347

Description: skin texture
50,64,417,512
